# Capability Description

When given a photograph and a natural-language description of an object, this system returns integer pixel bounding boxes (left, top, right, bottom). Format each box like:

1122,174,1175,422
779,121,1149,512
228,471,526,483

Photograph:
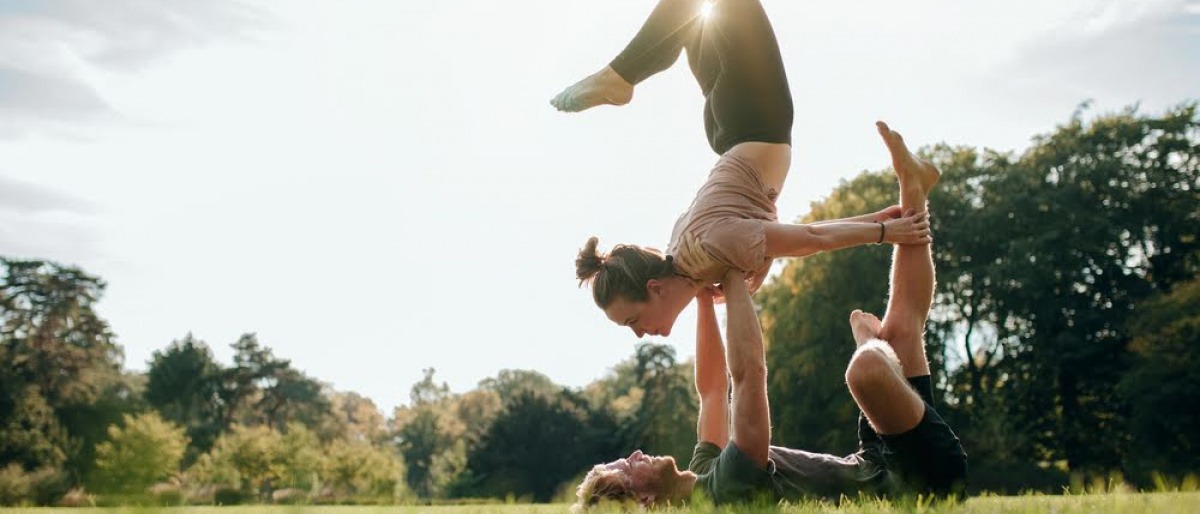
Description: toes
876,121,910,155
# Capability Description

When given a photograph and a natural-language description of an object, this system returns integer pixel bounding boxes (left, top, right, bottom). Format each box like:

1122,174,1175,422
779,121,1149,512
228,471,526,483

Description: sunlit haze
2,0,1196,413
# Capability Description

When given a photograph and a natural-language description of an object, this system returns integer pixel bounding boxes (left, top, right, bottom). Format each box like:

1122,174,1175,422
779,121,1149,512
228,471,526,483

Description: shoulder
696,441,778,505
688,441,723,474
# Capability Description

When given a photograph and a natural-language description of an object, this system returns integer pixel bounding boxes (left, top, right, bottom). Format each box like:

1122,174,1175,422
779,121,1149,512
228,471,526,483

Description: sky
1,0,1197,414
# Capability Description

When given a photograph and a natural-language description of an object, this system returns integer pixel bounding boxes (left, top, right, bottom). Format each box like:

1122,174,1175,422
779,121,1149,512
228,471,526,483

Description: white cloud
0,0,263,138
0,174,99,262
0,174,95,214
988,0,1199,117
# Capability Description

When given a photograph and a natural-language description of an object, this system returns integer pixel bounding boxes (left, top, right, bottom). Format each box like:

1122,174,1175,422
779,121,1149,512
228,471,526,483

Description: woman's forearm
810,212,875,226
810,221,881,252
764,220,880,259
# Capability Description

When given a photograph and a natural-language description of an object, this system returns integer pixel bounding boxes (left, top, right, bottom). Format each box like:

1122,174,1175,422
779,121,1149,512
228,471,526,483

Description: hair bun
575,236,605,283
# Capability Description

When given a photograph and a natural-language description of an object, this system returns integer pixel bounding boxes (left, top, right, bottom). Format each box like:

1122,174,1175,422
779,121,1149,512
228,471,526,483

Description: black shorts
608,0,793,155
859,376,969,497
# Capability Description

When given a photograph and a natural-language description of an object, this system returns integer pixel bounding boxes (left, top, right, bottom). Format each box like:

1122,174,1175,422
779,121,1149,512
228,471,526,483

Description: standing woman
557,0,932,339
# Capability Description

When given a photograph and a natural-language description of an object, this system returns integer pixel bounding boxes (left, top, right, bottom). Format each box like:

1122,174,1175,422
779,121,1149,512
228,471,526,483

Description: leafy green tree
0,258,128,480
327,391,389,445
90,412,188,494
277,423,324,491
0,387,69,470
258,367,329,432
964,104,1199,473
324,439,406,501
145,335,223,457
478,369,559,401
203,424,283,498
216,334,331,435
58,370,145,482
454,389,502,451
0,259,122,408
622,343,697,463
1119,274,1200,479
392,368,464,498
458,389,619,502
219,334,288,428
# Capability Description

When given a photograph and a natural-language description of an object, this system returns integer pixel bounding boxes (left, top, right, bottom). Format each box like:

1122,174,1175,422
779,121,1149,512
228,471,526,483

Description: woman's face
603,279,691,338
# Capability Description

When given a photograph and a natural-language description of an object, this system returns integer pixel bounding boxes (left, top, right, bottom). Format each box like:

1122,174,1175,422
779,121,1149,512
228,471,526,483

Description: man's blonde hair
571,464,638,513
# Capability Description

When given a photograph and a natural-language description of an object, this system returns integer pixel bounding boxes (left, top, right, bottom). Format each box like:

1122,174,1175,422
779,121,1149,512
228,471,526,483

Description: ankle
899,188,927,211
600,66,633,88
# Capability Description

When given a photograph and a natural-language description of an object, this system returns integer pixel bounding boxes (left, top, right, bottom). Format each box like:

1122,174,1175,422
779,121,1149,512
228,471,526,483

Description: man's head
571,450,696,512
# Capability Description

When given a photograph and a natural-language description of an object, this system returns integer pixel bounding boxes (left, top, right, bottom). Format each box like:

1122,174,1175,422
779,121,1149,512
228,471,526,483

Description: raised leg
847,122,942,435
875,121,939,377
702,0,793,154
550,0,705,112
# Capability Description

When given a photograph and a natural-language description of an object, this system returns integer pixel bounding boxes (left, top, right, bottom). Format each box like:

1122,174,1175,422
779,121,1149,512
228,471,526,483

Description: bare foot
875,121,940,196
849,309,883,347
550,66,633,113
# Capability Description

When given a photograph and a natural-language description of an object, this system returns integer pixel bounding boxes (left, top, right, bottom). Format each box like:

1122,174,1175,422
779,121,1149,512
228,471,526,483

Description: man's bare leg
876,121,938,377
846,313,925,434
844,121,940,435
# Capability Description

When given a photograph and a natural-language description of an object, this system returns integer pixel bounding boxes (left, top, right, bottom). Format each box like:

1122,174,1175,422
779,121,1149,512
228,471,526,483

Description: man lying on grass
572,124,967,510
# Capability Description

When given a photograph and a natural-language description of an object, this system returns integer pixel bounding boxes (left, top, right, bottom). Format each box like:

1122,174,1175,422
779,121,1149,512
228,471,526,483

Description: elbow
804,226,833,253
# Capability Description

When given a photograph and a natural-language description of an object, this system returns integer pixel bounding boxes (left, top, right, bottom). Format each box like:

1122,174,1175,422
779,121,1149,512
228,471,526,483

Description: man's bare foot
550,66,633,112
849,309,883,347
876,121,940,197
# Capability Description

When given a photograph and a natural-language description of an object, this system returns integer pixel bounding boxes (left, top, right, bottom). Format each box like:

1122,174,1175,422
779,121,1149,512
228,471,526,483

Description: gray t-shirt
688,441,888,505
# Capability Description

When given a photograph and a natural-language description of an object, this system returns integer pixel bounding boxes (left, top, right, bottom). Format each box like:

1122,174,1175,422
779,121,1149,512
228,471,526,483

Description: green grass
5,492,1200,514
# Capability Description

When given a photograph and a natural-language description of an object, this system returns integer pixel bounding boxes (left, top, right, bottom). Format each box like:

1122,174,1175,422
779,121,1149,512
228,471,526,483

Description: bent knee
845,341,903,390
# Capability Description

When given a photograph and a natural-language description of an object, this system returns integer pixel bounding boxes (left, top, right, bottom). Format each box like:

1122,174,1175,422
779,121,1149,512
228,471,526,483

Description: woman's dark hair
575,236,674,308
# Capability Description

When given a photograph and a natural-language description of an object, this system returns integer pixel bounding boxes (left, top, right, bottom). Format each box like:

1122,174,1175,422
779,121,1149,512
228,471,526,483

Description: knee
845,341,902,392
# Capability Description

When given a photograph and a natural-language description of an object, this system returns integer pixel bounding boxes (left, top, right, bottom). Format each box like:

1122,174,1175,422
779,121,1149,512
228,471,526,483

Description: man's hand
883,209,932,245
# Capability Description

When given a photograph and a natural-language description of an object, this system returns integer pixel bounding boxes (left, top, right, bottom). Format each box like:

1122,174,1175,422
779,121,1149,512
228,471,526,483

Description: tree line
0,257,697,505
1,102,1197,505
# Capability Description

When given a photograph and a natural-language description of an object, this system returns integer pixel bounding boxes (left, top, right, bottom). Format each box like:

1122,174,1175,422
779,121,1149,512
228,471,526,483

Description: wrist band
876,222,886,244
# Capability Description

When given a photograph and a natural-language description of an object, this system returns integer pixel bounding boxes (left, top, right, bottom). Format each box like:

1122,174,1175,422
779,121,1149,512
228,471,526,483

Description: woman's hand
872,205,905,223
882,209,932,245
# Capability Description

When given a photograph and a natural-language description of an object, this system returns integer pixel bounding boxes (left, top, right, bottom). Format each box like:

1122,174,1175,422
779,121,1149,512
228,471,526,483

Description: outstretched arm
809,205,903,226
763,210,930,259
722,269,771,468
695,287,730,447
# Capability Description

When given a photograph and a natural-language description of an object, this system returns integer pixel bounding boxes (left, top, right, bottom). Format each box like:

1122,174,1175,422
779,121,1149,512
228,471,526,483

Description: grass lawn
5,492,1200,514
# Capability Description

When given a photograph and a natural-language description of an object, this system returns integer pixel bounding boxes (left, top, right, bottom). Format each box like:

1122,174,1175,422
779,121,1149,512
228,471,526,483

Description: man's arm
722,269,771,468
695,287,730,448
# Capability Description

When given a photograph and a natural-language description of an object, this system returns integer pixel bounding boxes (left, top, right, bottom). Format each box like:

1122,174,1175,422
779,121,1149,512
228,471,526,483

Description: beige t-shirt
668,153,778,284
